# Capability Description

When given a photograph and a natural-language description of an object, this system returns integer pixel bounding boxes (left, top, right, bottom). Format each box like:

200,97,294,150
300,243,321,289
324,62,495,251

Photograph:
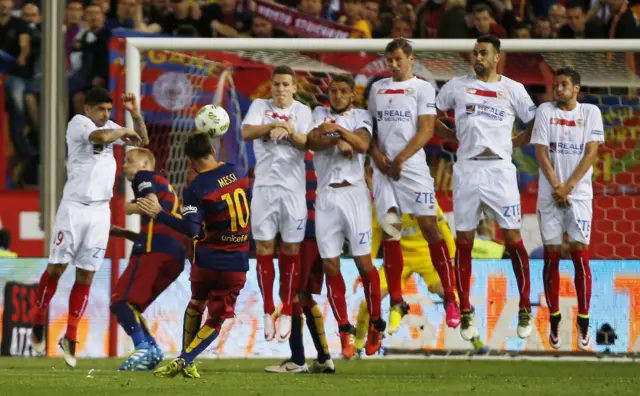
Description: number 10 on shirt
222,188,250,232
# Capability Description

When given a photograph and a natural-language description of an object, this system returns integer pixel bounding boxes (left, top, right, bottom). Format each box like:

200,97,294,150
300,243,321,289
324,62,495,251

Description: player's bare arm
242,122,289,141
389,114,436,180
286,125,308,150
109,225,139,242
335,125,371,153
305,127,340,151
123,93,149,146
434,110,458,142
512,121,534,148
369,130,391,174
88,128,141,145
553,141,599,202
126,193,159,215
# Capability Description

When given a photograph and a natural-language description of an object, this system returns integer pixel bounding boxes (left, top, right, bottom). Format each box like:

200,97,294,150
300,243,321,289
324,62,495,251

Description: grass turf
0,357,638,395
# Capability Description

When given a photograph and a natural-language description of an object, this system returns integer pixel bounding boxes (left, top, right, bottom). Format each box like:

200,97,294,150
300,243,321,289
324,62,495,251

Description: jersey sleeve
417,82,437,116
132,171,156,198
67,116,96,143
435,79,456,111
157,186,203,238
512,83,536,123
241,99,265,126
356,109,373,135
530,105,550,146
295,104,313,135
310,107,325,130
587,106,605,144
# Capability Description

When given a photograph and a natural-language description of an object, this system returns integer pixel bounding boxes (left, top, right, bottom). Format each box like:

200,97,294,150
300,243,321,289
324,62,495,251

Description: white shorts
372,165,437,224
250,186,307,243
537,198,593,245
453,159,521,231
48,200,111,272
315,185,372,259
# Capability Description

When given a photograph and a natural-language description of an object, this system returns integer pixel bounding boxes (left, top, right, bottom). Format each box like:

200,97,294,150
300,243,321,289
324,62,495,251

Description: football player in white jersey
241,65,311,342
368,38,461,334
435,35,537,341
531,68,603,351
30,88,148,367
304,74,385,358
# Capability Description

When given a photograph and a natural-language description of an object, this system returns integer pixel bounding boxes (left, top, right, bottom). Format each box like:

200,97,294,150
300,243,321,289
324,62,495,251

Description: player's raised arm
122,93,149,146
138,187,203,238
511,83,537,148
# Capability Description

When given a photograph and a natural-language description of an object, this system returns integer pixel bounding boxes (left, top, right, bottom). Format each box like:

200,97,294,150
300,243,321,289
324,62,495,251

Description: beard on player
553,74,580,108
328,80,355,114
471,41,499,79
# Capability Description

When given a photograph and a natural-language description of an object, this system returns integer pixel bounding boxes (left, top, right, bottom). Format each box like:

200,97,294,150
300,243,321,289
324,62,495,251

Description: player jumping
305,74,385,357
138,133,251,378
368,38,460,334
531,67,602,351
109,148,186,370
241,65,311,341
30,89,148,367
354,162,488,354
435,35,537,341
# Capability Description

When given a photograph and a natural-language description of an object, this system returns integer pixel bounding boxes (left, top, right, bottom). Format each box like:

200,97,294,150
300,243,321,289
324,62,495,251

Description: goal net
113,38,640,357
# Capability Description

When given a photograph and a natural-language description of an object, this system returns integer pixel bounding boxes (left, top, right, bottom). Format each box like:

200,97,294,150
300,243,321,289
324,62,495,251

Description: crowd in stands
1,0,639,188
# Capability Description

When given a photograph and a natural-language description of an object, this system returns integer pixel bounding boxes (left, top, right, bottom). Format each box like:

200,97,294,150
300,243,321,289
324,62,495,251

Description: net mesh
128,47,640,260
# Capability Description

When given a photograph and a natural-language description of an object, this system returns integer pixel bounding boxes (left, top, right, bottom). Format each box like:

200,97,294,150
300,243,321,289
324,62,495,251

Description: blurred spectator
105,0,136,30
607,0,640,39
548,3,567,36
92,0,111,15
162,0,209,36
0,229,17,258
558,1,606,38
23,2,42,144
437,0,469,38
0,0,38,161
22,2,39,23
248,16,289,38
202,0,252,38
298,0,323,18
65,0,87,115
362,0,382,37
533,16,553,38
469,4,507,38
512,21,531,38
391,16,414,38
337,0,372,38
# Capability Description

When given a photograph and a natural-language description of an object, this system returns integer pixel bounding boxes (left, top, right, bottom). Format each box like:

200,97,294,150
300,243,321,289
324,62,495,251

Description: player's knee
46,263,67,278
255,240,276,256
380,212,402,241
322,258,340,276
456,230,475,244
280,241,300,255
353,255,375,274
417,217,441,243
569,242,589,252
75,268,95,284
502,229,522,245
544,244,562,254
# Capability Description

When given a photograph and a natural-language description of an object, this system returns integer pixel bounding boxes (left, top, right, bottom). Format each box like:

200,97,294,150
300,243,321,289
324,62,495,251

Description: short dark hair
329,74,355,90
556,67,581,85
272,65,295,79
385,38,413,56
84,88,112,107
565,0,586,12
185,133,214,161
472,4,493,16
476,34,501,53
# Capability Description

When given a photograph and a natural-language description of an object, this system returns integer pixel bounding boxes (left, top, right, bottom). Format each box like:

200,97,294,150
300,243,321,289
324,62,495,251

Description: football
195,104,230,138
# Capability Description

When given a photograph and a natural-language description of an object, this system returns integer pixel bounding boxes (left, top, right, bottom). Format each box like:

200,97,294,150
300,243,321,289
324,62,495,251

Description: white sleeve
367,83,377,119
67,116,96,143
435,79,456,111
530,105,550,146
417,82,437,116
587,106,605,144
295,104,313,135
241,99,266,126
356,109,373,135
513,83,536,123
310,107,325,130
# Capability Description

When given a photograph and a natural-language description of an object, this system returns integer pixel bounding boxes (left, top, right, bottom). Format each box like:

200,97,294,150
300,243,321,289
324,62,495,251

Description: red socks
543,250,561,314
65,283,91,342
326,272,349,326
278,253,300,316
382,240,404,306
507,240,531,311
429,239,456,303
33,270,61,326
361,267,381,321
571,250,592,316
454,242,473,312
257,255,275,315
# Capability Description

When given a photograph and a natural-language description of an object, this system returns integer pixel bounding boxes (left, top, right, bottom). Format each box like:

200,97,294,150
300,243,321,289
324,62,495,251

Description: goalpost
114,37,640,357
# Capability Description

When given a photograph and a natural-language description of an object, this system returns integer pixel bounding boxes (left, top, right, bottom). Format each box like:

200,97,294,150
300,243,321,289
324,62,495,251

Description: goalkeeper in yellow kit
354,166,487,354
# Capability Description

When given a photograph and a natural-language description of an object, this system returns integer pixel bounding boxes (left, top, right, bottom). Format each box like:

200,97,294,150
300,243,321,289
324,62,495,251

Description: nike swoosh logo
286,366,301,372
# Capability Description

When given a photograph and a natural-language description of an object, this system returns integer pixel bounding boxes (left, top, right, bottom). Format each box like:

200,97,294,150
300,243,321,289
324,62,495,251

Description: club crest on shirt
265,110,296,122
576,119,585,127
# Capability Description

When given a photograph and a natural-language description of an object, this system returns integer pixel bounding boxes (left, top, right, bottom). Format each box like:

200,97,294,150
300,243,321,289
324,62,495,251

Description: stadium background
0,0,639,359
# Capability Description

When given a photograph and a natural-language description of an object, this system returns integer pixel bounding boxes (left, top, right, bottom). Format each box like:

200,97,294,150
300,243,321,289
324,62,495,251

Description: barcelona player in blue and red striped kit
109,148,186,371
137,133,250,379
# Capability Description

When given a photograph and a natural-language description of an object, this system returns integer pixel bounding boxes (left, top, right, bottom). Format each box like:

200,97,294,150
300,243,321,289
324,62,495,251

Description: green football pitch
0,357,638,395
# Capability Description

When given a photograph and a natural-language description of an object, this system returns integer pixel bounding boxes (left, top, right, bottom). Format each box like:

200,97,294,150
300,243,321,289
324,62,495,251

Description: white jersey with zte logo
63,114,122,204
436,75,536,161
368,77,437,169
531,102,604,201
311,106,373,190
242,98,312,193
